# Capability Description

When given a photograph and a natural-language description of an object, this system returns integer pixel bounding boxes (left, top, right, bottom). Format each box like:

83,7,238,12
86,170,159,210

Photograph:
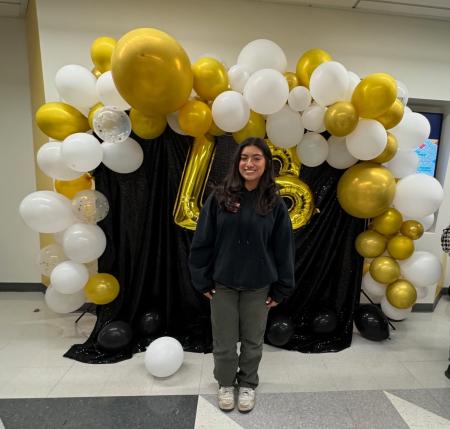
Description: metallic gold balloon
208,119,225,137
370,132,398,164
376,99,404,130
178,100,212,137
337,162,396,219
84,273,120,305
355,230,387,258
387,235,414,260
111,28,193,115
129,108,167,139
36,102,90,140
324,101,359,137
400,220,424,240
363,259,371,275
296,48,332,88
54,174,93,199
352,73,397,119
372,208,403,235
192,57,229,102
91,67,102,78
369,256,400,284
267,140,301,177
233,111,266,144
284,72,299,91
386,279,417,309
90,36,117,73
88,102,104,130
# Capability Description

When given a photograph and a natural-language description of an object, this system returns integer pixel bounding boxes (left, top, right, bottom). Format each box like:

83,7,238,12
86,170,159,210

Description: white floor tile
402,361,450,389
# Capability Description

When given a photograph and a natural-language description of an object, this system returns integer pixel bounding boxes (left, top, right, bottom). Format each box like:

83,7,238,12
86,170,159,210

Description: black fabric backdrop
64,129,365,364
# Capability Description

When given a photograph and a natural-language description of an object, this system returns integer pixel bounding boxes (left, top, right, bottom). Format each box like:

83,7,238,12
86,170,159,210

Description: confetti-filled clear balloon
36,244,67,277
72,190,109,223
93,106,131,143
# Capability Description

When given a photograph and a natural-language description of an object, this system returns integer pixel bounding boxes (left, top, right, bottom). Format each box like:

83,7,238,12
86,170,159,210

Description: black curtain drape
64,130,364,364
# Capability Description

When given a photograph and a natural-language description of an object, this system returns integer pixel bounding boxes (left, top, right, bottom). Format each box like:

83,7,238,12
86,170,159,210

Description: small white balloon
62,133,103,172
36,244,67,277
301,103,326,132
326,136,358,169
93,106,131,143
102,137,144,174
228,64,250,93
288,86,311,112
145,336,184,377
346,119,387,160
96,71,130,111
72,190,109,224
51,261,89,294
37,142,82,180
362,272,386,297
237,39,287,74
212,90,250,132
309,61,349,107
166,111,188,135
380,296,412,321
399,250,441,288
45,285,86,314
296,132,329,167
63,223,107,263
383,149,419,178
390,110,430,150
266,105,304,149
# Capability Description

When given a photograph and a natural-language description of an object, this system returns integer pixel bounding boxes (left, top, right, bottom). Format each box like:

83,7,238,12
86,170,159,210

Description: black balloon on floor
97,321,133,351
139,311,162,336
266,316,294,346
354,304,389,341
312,310,338,334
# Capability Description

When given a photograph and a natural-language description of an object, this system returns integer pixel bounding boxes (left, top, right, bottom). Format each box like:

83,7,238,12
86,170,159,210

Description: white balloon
266,105,304,149
145,336,184,377
166,111,188,135
383,149,419,178
326,136,358,169
390,110,430,149
296,132,329,167
362,272,386,297
102,137,144,174
228,64,250,93
37,142,82,180
399,250,441,288
63,223,107,263
345,71,360,101
393,174,443,218
243,69,289,115
45,285,86,314
62,133,103,172
288,86,311,112
237,39,287,74
380,296,412,321
19,191,74,233
301,104,326,132
51,261,89,294
55,64,98,110
212,90,250,132
96,71,130,111
309,61,349,107
346,119,387,160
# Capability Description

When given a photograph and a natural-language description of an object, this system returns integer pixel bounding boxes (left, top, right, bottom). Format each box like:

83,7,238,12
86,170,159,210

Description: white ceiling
0,0,28,17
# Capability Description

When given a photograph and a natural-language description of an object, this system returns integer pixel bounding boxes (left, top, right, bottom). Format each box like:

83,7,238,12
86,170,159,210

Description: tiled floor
1,292,450,428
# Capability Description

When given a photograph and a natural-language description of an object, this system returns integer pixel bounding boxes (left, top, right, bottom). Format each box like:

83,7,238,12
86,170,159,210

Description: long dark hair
214,138,280,215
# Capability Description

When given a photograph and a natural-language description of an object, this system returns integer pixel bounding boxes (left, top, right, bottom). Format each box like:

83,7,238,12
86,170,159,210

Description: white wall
0,17,40,282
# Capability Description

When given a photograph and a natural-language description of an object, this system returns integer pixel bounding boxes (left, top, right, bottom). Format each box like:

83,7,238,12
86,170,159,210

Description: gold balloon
363,259,371,275
400,220,424,240
386,279,417,309
178,100,212,137
88,102,104,130
352,73,397,119
90,36,117,73
376,99,404,130
387,235,414,260
36,102,90,140
84,273,120,305
111,28,193,115
91,67,102,78
369,256,400,284
324,101,359,137
284,72,299,91
337,162,396,219
207,119,225,137
192,57,229,101
267,140,301,177
370,132,398,164
355,230,387,258
54,174,93,199
296,48,332,88
233,111,266,144
372,208,403,235
129,108,167,139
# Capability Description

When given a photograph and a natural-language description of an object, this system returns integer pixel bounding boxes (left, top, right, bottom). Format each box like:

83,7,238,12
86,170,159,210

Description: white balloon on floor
399,251,441,288
63,223,107,263
102,137,144,174
145,336,184,377
45,285,86,314
37,142,82,180
51,261,89,294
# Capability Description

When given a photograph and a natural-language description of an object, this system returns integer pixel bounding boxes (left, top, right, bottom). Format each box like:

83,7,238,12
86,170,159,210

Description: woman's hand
203,290,216,300
265,297,279,308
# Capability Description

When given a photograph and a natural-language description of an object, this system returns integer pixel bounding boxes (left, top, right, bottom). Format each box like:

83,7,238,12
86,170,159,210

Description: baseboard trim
412,287,447,313
0,283,46,292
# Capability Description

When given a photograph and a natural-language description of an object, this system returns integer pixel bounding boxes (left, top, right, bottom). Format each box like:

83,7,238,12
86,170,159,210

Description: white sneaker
217,386,235,411
238,387,256,412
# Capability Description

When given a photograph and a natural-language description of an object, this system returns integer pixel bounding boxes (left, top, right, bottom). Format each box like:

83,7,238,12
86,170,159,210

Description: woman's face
239,145,266,187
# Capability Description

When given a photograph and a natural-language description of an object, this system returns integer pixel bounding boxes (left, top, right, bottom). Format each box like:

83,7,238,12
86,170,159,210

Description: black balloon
97,321,133,351
312,310,337,334
266,316,294,346
139,311,162,336
354,304,389,341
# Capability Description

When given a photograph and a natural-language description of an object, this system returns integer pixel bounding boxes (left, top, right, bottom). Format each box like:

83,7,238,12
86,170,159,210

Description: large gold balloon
370,132,398,164
130,108,167,139
296,48,332,88
233,111,266,144
111,28,193,115
386,279,417,309
178,100,212,137
372,208,403,235
376,99,404,130
352,73,397,119
90,36,117,73
192,57,229,101
387,235,414,260
267,140,300,177
36,102,90,140
337,162,396,219
355,230,387,258
54,174,93,199
400,220,424,240
84,273,120,305
284,72,299,91
207,119,225,137
369,256,400,284
88,102,104,130
324,101,359,137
